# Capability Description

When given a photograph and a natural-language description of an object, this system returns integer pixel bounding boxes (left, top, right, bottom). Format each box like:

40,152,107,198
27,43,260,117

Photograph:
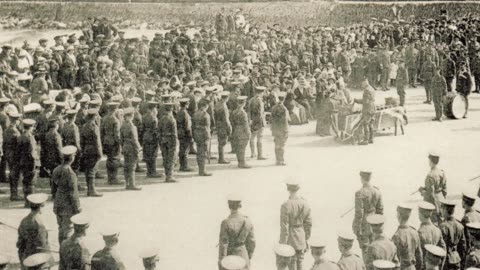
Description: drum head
451,95,467,119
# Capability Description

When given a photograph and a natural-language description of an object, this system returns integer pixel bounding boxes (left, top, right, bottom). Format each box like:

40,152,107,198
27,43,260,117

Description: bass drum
443,94,466,119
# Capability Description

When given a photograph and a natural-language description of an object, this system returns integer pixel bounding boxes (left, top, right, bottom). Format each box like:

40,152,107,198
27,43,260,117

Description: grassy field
0,1,479,28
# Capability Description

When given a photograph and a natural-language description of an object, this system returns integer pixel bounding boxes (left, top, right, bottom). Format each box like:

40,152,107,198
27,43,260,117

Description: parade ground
1,84,480,270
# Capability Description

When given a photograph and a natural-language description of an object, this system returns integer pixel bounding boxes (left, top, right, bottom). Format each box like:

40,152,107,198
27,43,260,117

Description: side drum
443,94,466,119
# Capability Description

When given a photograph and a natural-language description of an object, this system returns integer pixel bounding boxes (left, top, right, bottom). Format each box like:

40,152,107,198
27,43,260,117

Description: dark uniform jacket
80,121,102,161
176,108,192,140
18,130,39,168
392,225,423,270
440,217,466,266
62,122,81,150
271,103,288,138
52,164,80,216
192,110,211,143
365,234,398,270
214,102,232,138
142,112,158,145
91,247,126,270
418,221,445,263
231,108,251,141
353,184,383,237
120,121,141,157
338,252,365,270
158,113,178,146
4,125,21,165
43,129,63,170
247,96,266,132
17,212,50,262
101,114,121,147
59,234,91,270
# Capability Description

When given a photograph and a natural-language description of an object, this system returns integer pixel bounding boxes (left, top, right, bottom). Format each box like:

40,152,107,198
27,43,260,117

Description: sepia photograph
0,0,479,269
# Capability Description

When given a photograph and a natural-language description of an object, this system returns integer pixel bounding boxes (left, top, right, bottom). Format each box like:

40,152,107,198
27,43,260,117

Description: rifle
0,220,18,230
340,207,355,218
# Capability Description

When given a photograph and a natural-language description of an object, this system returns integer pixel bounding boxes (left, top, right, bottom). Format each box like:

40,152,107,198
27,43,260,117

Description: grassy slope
0,1,479,27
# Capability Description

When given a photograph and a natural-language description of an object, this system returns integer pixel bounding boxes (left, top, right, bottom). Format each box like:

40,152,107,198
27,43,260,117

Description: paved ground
1,85,480,270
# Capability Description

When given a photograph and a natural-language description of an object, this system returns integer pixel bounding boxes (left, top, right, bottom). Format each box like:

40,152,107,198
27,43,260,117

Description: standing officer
101,102,122,185
37,100,54,178
18,119,40,206
44,117,63,194
17,193,50,269
214,91,232,164
62,110,82,176
5,112,22,201
405,42,419,88
271,92,289,166
365,215,398,270
417,201,445,266
430,69,447,122
396,59,408,107
91,229,126,270
131,97,145,173
231,96,251,168
59,213,91,270
419,151,446,224
218,193,256,270
120,107,142,190
280,177,312,270
140,249,159,270
421,55,436,104
309,239,340,270
353,80,376,145
353,170,383,259
456,62,472,119
465,223,480,268
193,100,212,176
177,98,194,172
248,86,267,160
337,232,365,270
80,109,103,197
52,146,81,244
275,244,296,270
424,245,446,270
392,203,423,270
158,103,177,182
142,101,161,178
439,199,466,270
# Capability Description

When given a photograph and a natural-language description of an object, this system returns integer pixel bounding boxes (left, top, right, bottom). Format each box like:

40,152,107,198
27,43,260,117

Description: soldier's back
59,236,90,270
91,248,125,270
313,261,341,270
418,222,443,248
338,253,365,270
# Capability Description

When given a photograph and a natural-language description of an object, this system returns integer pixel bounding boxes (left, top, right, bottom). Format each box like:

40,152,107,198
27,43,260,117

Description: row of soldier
5,149,480,270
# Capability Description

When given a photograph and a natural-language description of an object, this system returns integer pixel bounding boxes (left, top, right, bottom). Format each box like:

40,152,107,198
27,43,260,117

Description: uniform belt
230,242,245,248
290,224,303,228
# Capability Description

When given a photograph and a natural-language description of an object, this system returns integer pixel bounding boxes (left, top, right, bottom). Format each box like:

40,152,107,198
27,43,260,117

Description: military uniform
418,219,445,264
353,182,383,258
280,194,312,270
396,62,409,107
422,167,447,223
439,200,466,270
311,260,340,270
158,104,177,181
120,108,142,189
18,120,40,203
365,233,399,270
62,118,81,174
271,95,289,165
430,72,447,121
59,214,91,270
91,247,126,270
231,97,251,168
338,251,365,270
17,194,50,269
192,104,212,176
177,99,194,171
80,110,103,197
101,106,122,184
219,212,256,269
214,94,232,164
354,83,376,144
43,123,63,181
0,103,10,183
421,59,436,103
4,115,21,200
247,87,267,159
142,106,160,177
392,224,423,270
52,146,81,244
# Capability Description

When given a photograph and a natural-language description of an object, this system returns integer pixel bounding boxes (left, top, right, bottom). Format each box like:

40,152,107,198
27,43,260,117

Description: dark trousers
397,86,406,106
408,68,417,86
274,136,287,163
20,163,37,204
9,162,21,198
178,138,191,170
235,139,249,166
0,156,7,182
143,142,158,176
160,142,176,177
124,154,137,187
288,250,305,270
104,144,120,183
56,214,73,245
424,80,432,102
83,157,99,195
446,76,454,92
195,140,208,174
218,135,228,162
433,97,443,120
